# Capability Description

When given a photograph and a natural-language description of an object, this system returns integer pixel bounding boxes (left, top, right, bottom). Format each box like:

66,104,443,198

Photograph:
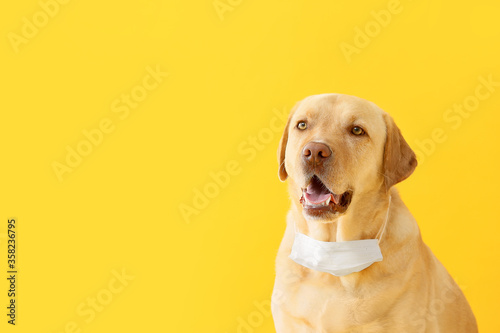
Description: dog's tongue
305,177,333,204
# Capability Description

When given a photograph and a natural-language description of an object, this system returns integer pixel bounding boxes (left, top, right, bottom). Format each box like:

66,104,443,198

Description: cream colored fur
272,94,477,333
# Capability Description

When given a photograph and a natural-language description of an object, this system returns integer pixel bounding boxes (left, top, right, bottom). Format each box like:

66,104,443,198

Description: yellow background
1,0,499,332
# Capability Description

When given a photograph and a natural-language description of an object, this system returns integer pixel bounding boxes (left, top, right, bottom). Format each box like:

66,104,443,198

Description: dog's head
278,94,417,221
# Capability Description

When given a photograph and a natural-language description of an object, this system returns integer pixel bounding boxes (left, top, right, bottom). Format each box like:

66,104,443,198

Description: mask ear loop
376,195,391,244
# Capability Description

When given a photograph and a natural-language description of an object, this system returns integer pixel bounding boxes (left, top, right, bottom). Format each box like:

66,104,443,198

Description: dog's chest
282,270,388,332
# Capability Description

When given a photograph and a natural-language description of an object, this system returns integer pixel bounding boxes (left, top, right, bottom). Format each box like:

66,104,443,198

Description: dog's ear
382,113,417,191
277,103,299,181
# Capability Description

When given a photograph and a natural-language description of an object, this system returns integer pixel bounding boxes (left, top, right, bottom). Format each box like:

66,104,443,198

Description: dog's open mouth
300,175,352,216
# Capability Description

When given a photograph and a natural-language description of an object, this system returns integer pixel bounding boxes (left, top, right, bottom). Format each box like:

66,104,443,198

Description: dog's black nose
302,142,332,165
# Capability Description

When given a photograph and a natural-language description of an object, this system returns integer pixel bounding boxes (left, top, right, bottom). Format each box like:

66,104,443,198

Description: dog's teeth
302,196,332,207
332,194,340,204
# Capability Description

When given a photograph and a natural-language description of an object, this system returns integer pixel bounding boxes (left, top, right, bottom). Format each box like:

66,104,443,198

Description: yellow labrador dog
271,94,477,333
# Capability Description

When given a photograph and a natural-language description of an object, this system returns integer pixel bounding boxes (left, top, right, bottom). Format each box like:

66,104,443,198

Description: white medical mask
289,196,391,277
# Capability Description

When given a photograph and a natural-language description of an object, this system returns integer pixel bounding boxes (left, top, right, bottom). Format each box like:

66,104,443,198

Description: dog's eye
297,121,307,130
351,126,365,136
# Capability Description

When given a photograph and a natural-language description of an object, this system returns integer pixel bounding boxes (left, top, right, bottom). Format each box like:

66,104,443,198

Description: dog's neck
293,189,393,243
